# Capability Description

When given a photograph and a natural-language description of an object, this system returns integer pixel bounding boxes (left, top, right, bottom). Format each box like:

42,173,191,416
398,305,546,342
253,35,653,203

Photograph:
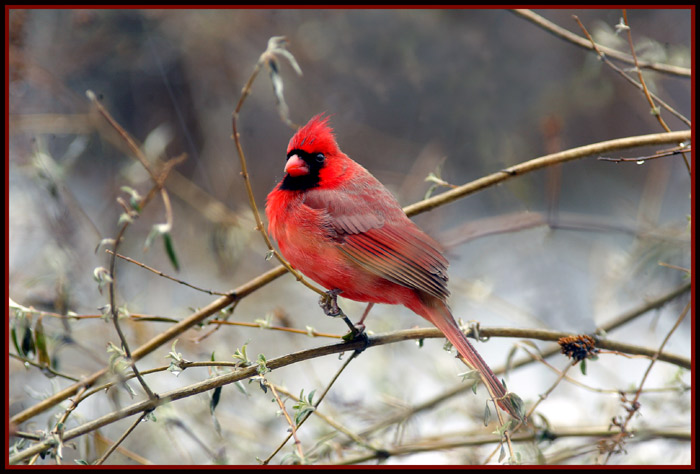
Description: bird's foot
320,290,368,350
342,321,366,341
343,323,369,354
319,289,344,318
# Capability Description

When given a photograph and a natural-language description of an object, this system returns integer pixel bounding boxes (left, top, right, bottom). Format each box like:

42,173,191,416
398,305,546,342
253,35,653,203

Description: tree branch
510,9,691,78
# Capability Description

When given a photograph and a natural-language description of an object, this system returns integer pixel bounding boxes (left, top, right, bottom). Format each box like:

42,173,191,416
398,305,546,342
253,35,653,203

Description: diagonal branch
510,9,691,78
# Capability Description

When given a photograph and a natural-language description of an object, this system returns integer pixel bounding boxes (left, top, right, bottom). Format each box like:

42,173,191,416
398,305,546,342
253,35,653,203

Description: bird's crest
288,114,339,155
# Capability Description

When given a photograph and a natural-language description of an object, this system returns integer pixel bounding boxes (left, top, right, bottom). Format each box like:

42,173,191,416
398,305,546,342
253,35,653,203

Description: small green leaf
120,186,143,212
94,238,116,254
210,386,222,414
424,183,439,200
98,304,112,321
144,226,160,251
166,339,185,376
10,325,21,358
493,419,513,438
232,343,250,366
255,313,273,329
256,354,269,375
459,369,480,382
580,359,587,375
21,323,34,358
93,266,113,295
34,318,50,368
292,389,316,425
163,232,180,271
118,212,134,225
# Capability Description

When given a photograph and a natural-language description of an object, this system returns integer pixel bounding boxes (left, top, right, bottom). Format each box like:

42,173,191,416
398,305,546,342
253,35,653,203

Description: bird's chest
266,192,359,291
268,192,330,262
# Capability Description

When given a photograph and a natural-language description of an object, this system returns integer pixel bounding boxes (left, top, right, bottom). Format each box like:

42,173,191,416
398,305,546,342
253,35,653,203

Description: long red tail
423,299,524,421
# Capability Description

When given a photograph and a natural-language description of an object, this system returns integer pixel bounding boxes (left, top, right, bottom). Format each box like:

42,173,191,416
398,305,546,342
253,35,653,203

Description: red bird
265,115,523,420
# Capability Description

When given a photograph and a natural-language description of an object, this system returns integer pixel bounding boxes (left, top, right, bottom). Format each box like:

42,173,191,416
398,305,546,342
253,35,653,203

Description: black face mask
279,149,326,191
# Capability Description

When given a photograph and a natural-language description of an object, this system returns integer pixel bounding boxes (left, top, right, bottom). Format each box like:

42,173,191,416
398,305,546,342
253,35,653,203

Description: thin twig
620,10,691,174
207,319,341,339
231,38,326,297
48,386,87,463
335,425,690,465
603,299,691,463
107,250,229,296
567,15,691,129
657,262,690,274
621,11,670,132
87,90,188,402
93,411,149,465
511,9,691,78
86,90,159,182
262,350,362,464
263,377,306,463
9,353,80,382
272,385,380,455
106,188,158,401
93,431,153,465
597,146,691,163
518,345,686,396
572,14,690,175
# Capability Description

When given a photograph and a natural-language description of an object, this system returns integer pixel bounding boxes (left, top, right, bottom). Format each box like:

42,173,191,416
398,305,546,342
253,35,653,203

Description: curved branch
403,130,690,216
511,9,691,78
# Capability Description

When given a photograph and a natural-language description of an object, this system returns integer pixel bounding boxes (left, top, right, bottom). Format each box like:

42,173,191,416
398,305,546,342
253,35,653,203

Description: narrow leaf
34,317,50,368
210,386,222,414
163,232,180,271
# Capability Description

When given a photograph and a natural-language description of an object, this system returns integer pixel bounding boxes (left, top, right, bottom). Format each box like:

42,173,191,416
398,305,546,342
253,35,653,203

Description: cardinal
265,115,523,421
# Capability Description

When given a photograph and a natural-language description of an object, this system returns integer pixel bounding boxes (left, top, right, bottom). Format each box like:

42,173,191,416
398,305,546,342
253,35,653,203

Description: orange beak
284,154,309,177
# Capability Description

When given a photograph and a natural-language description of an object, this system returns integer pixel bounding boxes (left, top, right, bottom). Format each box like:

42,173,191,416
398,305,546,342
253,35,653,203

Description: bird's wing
303,185,449,300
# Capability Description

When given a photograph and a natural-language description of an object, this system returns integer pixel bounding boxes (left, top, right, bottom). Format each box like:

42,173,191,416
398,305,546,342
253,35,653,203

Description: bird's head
280,114,345,191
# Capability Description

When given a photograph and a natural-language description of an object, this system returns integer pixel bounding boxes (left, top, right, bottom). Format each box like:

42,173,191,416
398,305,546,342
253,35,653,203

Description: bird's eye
315,153,326,163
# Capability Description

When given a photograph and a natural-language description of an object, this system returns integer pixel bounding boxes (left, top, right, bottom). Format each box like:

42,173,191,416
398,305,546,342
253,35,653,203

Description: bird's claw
343,325,369,354
342,322,366,341
321,289,369,352
319,289,344,317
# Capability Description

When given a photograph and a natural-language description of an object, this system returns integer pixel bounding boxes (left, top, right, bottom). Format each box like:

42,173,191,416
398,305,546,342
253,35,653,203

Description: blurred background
8,8,691,465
